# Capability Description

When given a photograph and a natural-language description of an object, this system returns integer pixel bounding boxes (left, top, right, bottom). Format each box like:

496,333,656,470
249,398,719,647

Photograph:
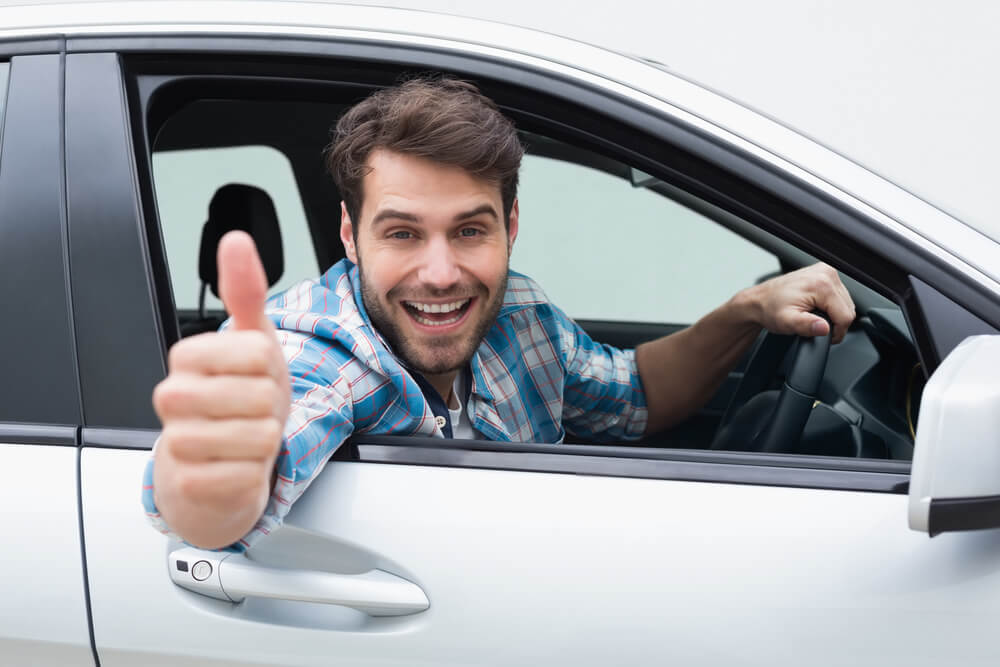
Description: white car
2,2,1000,665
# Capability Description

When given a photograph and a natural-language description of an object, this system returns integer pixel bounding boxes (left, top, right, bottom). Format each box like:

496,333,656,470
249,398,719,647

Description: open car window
138,66,920,466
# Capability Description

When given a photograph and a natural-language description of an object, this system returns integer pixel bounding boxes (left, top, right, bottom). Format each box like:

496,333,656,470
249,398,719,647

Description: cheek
360,256,404,303
466,247,509,287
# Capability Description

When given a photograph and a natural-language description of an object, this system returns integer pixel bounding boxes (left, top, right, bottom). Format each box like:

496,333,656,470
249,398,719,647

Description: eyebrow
455,204,499,222
371,208,419,226
370,204,500,227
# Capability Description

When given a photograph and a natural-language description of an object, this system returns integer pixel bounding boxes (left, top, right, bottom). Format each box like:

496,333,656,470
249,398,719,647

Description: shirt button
435,415,447,429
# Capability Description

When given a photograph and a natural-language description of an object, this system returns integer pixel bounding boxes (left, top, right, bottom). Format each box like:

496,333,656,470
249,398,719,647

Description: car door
0,51,95,665
71,31,1000,667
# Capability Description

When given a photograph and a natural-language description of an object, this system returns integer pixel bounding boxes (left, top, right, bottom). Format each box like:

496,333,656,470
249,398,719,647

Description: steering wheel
710,315,832,453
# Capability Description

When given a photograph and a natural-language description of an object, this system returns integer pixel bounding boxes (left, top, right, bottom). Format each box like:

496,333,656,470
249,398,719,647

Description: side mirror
909,335,1000,536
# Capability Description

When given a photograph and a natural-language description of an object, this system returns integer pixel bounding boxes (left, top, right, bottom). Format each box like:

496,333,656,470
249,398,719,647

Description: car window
152,145,318,312
513,152,779,323
130,71,920,463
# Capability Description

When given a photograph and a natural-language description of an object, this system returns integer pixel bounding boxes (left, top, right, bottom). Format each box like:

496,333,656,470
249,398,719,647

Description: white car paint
83,449,1000,666
0,445,93,665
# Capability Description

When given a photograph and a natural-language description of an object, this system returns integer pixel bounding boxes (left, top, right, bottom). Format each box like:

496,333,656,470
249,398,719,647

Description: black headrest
199,184,284,298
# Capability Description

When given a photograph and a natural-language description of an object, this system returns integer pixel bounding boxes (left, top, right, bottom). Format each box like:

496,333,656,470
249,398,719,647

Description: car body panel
83,446,1000,666
0,444,93,666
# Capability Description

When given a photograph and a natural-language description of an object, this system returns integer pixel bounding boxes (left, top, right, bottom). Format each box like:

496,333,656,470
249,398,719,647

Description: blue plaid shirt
144,260,647,549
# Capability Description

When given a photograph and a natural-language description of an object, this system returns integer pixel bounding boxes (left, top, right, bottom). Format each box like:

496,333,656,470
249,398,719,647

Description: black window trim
0,423,78,447
0,59,9,149
342,436,910,495
0,35,65,58
0,52,85,427
80,427,910,494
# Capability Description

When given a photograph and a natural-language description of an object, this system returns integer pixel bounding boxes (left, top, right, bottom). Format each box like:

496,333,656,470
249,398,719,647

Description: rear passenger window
153,144,318,313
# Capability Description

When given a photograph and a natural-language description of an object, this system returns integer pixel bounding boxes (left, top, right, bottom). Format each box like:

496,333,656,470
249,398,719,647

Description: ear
340,201,358,264
507,198,519,255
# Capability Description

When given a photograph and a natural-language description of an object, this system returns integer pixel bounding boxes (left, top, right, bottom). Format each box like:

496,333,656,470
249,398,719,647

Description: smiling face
340,149,518,385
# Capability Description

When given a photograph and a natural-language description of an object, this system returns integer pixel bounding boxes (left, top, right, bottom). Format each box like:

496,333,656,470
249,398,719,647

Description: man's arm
151,231,291,549
635,263,856,434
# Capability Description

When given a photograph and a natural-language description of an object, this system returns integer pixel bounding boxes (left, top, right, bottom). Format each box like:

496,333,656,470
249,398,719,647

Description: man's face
340,149,518,378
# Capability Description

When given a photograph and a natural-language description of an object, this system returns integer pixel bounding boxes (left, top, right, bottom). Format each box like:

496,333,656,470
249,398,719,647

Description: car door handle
168,547,429,617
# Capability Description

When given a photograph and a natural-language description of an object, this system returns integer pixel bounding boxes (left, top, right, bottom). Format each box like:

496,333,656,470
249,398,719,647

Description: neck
424,370,459,408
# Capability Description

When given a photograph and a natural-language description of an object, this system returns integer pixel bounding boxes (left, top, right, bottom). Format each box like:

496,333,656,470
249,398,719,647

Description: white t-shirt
448,373,478,439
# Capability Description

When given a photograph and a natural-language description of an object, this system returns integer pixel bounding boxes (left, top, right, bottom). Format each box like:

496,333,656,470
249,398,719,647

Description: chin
404,349,474,377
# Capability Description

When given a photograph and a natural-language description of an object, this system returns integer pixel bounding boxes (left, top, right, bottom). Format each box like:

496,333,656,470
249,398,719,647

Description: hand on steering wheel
710,313,832,453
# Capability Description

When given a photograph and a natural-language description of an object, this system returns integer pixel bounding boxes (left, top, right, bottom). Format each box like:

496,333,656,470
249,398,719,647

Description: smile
402,298,473,327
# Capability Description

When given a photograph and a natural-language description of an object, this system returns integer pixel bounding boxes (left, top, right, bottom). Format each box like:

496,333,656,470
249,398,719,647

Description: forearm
635,287,762,433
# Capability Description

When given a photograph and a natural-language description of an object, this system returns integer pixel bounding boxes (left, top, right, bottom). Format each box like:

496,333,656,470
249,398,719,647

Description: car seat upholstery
180,183,284,337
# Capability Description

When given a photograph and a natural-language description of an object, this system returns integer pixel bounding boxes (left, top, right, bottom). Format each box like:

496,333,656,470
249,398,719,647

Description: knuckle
271,348,290,380
165,423,201,459
151,381,168,414
152,380,184,416
259,418,283,451
234,332,275,374
167,336,205,370
247,331,275,359
166,340,189,371
245,378,278,415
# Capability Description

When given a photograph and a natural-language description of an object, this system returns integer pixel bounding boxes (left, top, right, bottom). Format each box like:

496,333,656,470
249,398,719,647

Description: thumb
218,231,271,332
795,311,830,338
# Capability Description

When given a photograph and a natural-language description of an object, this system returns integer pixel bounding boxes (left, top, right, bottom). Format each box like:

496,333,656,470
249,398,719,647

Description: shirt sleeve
556,309,648,441
141,328,355,552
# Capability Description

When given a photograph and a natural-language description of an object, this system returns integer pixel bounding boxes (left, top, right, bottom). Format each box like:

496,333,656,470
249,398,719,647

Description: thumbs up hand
152,231,291,549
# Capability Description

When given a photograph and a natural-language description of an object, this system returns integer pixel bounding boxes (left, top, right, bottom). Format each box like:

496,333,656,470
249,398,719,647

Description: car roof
1,0,998,294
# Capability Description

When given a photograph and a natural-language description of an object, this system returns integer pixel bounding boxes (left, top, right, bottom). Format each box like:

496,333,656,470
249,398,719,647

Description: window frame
0,60,9,153
68,34,999,496
0,53,83,429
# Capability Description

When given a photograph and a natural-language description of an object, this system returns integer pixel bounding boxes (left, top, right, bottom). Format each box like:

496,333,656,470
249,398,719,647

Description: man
145,78,855,550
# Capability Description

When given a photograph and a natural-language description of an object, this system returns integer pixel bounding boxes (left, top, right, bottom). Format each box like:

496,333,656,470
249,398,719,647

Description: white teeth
413,313,463,326
405,299,469,314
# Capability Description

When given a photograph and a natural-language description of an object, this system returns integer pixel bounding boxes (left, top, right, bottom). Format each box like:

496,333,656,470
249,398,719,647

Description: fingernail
812,320,827,335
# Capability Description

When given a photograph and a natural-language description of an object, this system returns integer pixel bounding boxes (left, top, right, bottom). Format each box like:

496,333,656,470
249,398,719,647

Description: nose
416,235,461,290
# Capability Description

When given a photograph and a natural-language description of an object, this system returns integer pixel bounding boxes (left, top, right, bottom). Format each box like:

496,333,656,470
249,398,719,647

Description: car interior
145,71,925,463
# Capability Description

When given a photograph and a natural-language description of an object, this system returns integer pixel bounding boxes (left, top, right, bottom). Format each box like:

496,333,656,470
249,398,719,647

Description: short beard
358,256,508,378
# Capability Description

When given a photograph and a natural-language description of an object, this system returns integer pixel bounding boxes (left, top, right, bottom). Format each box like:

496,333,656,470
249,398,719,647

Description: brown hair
326,76,523,234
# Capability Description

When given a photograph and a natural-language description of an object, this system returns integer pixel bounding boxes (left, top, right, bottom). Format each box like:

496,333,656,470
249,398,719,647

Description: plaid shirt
144,260,647,550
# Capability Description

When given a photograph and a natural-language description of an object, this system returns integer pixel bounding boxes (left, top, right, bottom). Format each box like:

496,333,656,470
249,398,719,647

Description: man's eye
390,230,413,240
459,227,481,238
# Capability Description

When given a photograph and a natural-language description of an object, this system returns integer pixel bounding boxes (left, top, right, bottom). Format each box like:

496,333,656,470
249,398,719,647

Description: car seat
180,183,284,337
